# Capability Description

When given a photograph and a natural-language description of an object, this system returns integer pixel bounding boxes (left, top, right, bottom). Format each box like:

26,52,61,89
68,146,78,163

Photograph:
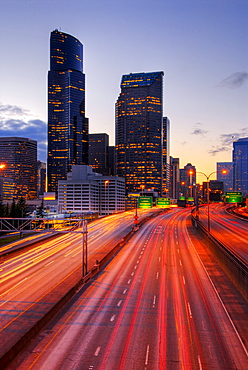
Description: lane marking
117,300,122,307
177,249,180,253
156,272,159,279
182,276,186,285
145,345,150,365
45,260,54,267
158,257,161,263
134,265,137,269
131,272,134,276
127,279,131,284
94,347,101,356
179,260,182,266
153,295,156,307
198,355,203,370
110,315,116,322
188,302,192,318
123,289,127,294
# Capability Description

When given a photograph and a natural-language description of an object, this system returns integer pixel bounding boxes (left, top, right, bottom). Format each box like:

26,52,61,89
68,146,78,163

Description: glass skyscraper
233,138,248,195
47,30,88,193
115,71,164,195
0,137,37,199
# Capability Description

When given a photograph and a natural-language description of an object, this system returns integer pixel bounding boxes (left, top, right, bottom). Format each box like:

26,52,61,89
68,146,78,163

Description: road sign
138,196,153,209
156,197,171,208
225,191,243,203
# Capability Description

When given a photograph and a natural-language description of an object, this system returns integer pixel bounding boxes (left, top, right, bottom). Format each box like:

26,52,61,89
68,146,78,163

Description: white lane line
127,279,131,284
158,257,161,263
188,302,192,318
137,260,140,264
160,246,162,251
153,295,156,307
45,260,54,267
123,289,127,294
179,260,182,266
110,315,116,322
156,272,159,279
145,345,150,365
134,265,137,269
182,276,186,285
131,272,134,276
117,300,122,307
94,346,101,356
139,255,142,259
198,355,203,370
177,249,180,253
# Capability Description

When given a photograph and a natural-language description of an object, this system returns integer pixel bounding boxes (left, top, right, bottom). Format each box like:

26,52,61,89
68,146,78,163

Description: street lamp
189,169,227,233
140,184,145,195
0,164,6,169
104,180,109,216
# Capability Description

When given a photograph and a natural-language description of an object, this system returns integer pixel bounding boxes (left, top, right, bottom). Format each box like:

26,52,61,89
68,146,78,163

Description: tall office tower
0,137,37,199
217,162,234,193
89,133,109,175
162,117,170,195
169,157,180,199
116,71,164,195
47,30,88,193
233,138,248,195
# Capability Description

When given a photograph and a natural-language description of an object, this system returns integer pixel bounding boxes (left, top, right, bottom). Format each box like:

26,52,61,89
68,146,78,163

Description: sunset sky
0,0,247,181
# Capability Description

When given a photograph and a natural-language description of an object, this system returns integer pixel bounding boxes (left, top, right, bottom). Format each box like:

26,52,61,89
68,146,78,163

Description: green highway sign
156,197,171,208
138,196,153,209
179,196,186,200
225,191,243,203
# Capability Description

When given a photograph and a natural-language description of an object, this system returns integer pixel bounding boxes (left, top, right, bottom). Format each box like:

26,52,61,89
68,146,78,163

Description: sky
0,0,247,182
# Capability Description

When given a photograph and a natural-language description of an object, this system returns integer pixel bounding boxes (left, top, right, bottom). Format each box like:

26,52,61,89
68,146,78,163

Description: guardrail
191,209,248,301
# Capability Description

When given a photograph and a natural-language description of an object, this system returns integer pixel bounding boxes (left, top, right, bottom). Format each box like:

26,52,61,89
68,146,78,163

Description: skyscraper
163,117,170,195
217,162,234,193
47,30,88,193
233,138,248,195
116,71,164,195
89,133,109,175
0,137,37,199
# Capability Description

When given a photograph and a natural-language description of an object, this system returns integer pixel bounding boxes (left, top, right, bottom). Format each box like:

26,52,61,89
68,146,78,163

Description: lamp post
189,169,227,233
104,180,109,216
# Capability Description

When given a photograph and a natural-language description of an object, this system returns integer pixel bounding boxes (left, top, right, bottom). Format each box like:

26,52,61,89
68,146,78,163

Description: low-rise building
58,165,125,216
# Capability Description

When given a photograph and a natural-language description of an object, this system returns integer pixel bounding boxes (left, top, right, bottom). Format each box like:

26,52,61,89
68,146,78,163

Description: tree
36,199,45,218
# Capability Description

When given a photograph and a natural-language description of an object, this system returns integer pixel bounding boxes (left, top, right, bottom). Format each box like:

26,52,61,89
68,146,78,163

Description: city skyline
0,0,247,181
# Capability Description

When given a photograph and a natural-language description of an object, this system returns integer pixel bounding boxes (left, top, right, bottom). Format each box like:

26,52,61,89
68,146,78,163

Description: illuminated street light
140,184,145,195
190,169,227,233
0,164,6,169
104,180,109,216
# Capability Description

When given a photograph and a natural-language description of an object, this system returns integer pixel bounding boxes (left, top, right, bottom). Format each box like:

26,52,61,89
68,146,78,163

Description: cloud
219,72,248,89
0,103,30,117
0,104,47,161
191,128,208,136
208,128,248,156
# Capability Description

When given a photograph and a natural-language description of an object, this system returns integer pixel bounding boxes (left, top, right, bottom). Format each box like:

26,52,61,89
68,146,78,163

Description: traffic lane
198,205,248,263
0,212,152,358
6,213,175,370
175,212,248,369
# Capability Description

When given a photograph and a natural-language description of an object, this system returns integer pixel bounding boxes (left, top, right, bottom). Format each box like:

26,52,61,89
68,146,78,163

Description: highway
0,208,161,362
7,208,248,369
197,203,248,264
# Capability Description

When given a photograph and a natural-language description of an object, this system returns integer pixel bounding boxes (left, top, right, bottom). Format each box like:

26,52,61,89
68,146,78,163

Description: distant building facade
162,117,170,196
169,157,180,199
233,138,248,196
58,165,125,215
0,137,37,199
89,133,109,175
179,163,196,199
116,71,164,195
37,161,46,196
217,162,234,193
47,30,88,193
